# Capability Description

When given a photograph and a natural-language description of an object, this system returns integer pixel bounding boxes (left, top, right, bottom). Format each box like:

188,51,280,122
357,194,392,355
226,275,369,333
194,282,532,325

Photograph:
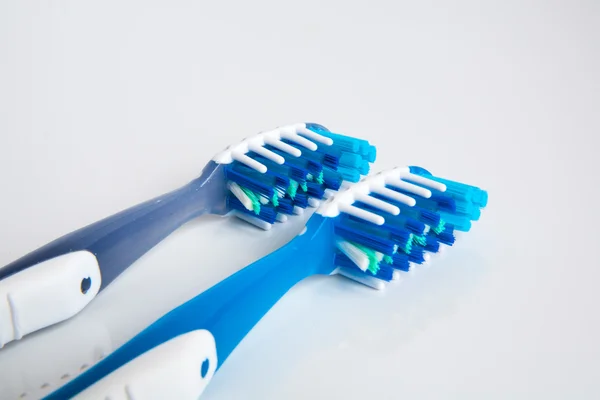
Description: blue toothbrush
46,166,487,399
0,123,375,347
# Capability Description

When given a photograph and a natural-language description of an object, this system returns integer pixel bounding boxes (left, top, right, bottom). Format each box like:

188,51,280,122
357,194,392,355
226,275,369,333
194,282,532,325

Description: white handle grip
0,251,102,347
75,330,218,400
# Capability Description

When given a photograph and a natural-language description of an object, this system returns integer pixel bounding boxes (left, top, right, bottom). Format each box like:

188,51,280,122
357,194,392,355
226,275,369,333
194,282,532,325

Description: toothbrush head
207,122,376,229
307,166,488,289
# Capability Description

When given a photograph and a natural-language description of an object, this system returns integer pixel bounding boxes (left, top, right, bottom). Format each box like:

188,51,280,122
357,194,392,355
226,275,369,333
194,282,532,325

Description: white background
0,1,599,399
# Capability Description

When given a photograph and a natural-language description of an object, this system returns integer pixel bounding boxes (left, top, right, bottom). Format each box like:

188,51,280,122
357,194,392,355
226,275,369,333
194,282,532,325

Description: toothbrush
0,123,376,347
46,166,487,399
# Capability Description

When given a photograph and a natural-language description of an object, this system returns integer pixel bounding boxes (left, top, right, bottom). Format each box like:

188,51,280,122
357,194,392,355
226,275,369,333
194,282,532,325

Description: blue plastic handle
0,162,227,289
46,214,336,399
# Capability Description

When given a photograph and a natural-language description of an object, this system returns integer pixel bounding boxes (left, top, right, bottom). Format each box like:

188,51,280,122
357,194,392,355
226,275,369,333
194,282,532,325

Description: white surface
76,330,217,400
0,1,598,399
0,251,101,348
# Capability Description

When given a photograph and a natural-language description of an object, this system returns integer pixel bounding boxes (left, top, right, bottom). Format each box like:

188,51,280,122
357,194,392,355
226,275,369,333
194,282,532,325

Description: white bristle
338,204,385,225
259,196,268,205
392,270,402,281
296,126,334,145
423,225,431,234
281,130,318,151
403,172,447,192
227,182,254,212
372,187,417,207
335,267,386,290
354,193,400,215
231,152,267,173
374,251,384,262
249,144,285,164
232,211,272,230
386,178,432,199
276,213,288,223
323,189,336,199
308,198,320,208
264,137,302,157
293,206,304,215
336,239,370,272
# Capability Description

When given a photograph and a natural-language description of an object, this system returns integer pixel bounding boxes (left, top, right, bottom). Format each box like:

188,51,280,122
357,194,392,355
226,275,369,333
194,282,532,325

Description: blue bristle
408,166,488,208
374,264,394,281
341,213,413,251
322,167,343,190
277,197,295,215
424,235,441,252
334,218,397,255
313,146,341,170
391,252,410,271
265,145,322,177
366,145,377,163
370,193,442,228
224,163,276,199
339,152,362,168
336,166,361,182
454,199,481,220
309,129,360,153
227,195,278,224
334,252,393,281
305,182,326,199
431,229,455,246
386,185,456,213
359,160,370,175
409,246,426,264
439,212,472,232
293,193,309,208
334,252,368,272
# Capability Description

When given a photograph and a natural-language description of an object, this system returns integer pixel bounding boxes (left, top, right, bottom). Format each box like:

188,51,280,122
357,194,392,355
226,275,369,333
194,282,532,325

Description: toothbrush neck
137,215,335,367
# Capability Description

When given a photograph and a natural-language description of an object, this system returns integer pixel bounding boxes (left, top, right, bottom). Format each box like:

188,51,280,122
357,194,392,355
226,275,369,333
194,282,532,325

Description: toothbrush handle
0,162,227,347
46,215,334,400
73,330,218,400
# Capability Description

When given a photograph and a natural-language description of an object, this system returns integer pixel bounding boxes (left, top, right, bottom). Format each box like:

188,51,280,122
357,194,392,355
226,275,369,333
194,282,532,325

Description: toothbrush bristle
328,167,487,289
224,124,375,228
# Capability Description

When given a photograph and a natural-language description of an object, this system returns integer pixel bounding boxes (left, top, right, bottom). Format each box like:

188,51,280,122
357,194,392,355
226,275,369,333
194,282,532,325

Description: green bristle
433,219,446,235
383,255,394,264
412,235,427,246
287,180,299,199
300,182,308,192
241,186,261,215
354,243,380,275
271,193,279,207
316,171,324,184
401,234,413,254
